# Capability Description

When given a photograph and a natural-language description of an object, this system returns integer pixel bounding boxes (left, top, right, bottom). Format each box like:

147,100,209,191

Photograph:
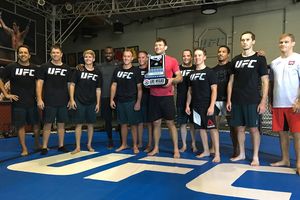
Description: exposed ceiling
5,0,255,40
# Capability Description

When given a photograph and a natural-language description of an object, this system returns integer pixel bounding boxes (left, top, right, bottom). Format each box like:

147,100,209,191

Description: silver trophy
143,54,167,87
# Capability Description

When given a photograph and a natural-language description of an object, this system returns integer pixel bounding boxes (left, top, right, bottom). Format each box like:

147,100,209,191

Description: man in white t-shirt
270,33,300,175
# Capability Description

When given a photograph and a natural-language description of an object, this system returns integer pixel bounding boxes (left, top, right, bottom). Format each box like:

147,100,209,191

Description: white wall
63,0,300,66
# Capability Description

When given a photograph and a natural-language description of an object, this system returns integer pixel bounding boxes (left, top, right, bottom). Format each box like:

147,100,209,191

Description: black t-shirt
71,67,102,105
212,62,232,101
112,66,142,103
1,62,37,107
231,53,268,104
176,64,195,107
139,67,150,106
36,62,71,107
188,67,217,106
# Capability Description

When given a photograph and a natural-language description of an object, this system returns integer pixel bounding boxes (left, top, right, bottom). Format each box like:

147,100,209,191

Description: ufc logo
8,152,295,200
15,68,35,76
235,60,257,68
190,73,206,81
81,72,98,81
181,69,193,77
48,68,67,76
117,71,133,79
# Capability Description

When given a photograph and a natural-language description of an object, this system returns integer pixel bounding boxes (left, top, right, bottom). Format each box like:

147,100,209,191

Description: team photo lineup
1,31,300,175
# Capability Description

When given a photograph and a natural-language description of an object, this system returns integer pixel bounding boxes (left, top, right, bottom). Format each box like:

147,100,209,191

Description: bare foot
209,148,215,154
251,158,260,166
34,144,42,151
144,145,152,153
230,154,246,162
148,148,159,156
192,145,198,153
87,145,95,152
133,147,140,154
21,150,28,156
270,160,290,167
212,155,221,163
179,146,187,153
196,151,210,158
115,145,129,152
174,150,180,159
71,148,80,154
296,168,300,175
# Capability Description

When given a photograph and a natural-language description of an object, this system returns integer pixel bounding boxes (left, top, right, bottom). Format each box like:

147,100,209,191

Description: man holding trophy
146,38,183,158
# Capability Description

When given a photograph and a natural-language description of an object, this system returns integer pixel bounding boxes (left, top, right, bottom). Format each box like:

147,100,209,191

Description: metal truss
6,0,247,19
4,0,246,60
54,0,246,19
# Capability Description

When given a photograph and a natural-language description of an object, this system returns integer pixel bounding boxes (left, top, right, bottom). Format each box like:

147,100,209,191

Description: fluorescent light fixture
201,4,217,15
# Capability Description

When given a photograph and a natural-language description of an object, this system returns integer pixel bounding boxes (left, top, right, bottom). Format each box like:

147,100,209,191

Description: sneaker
40,148,48,155
107,140,114,149
58,146,69,153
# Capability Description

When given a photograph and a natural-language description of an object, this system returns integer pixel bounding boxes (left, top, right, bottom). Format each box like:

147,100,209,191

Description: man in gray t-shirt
98,47,121,148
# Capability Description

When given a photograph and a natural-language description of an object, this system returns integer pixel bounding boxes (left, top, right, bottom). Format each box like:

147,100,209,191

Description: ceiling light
37,0,45,6
201,4,217,15
65,2,73,11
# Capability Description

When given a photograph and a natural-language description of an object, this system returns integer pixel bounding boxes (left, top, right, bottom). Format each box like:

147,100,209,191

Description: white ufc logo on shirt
181,69,193,77
190,73,206,81
15,68,35,76
48,68,67,76
235,60,257,68
117,71,133,79
81,72,98,81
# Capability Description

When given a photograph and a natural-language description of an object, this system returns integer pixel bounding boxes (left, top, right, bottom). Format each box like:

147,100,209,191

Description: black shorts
176,106,193,125
12,106,40,128
193,104,217,130
148,95,175,121
43,106,69,123
69,100,97,124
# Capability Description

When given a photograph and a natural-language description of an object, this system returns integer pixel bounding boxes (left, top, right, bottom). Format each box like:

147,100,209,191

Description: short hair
280,33,295,42
194,48,207,56
105,46,114,51
83,50,95,58
218,45,230,54
240,31,255,40
123,48,134,56
50,44,63,53
17,44,30,54
155,37,167,45
138,50,148,56
182,49,192,56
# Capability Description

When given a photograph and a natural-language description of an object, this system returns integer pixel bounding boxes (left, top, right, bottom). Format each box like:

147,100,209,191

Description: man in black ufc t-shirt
110,49,142,154
36,44,72,155
226,31,269,166
0,45,40,156
137,50,153,152
177,49,197,153
69,50,102,154
186,48,220,163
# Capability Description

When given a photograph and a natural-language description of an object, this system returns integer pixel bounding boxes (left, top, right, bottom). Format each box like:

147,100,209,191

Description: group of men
0,32,299,174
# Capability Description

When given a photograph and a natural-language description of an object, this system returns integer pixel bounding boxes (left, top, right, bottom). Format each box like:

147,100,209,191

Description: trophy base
143,77,167,87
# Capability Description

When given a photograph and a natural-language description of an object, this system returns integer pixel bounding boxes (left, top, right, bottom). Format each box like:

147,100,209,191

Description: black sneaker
107,140,114,149
40,148,48,155
58,146,69,153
